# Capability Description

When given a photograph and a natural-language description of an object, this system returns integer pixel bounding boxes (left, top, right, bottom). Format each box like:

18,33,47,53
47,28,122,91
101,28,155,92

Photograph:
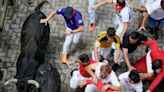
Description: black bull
4,1,61,92
35,63,61,92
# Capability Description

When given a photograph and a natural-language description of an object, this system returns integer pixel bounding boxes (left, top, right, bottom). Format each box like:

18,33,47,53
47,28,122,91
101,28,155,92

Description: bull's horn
4,79,18,86
27,80,40,88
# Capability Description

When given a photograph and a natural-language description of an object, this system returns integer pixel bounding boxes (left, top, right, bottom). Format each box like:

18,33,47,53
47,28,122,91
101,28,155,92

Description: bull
4,1,50,92
35,63,61,92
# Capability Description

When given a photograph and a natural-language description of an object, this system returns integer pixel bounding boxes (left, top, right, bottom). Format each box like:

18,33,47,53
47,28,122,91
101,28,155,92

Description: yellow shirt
95,31,121,48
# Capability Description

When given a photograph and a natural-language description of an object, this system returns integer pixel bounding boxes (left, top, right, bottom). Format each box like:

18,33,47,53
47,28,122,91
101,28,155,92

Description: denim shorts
148,16,164,28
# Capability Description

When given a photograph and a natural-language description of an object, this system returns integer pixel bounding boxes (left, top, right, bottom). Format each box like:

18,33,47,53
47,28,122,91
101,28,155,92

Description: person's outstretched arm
121,23,129,41
94,45,99,62
92,0,113,10
138,12,148,31
114,36,121,63
40,11,56,25
123,48,135,71
85,63,98,83
94,39,101,62
72,26,84,33
130,2,147,12
66,58,80,69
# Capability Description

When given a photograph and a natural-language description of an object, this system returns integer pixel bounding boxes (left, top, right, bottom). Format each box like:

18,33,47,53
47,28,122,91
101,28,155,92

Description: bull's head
4,78,39,92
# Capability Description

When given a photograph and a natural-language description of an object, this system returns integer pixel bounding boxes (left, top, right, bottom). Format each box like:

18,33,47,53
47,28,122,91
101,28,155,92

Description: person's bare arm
94,46,99,62
141,12,148,28
131,3,147,12
46,11,56,21
120,23,128,41
115,45,121,64
122,48,135,71
66,58,79,69
85,63,97,77
136,7,147,12
69,58,79,65
40,11,56,25
85,63,99,83
65,26,84,35
138,12,148,31
72,26,84,33
140,73,153,80
93,0,113,10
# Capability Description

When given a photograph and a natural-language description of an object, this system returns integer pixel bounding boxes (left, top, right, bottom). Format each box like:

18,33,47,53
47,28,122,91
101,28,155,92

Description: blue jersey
56,8,84,30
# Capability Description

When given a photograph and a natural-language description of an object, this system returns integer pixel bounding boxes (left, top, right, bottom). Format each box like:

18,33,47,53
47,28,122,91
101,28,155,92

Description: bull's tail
35,1,49,12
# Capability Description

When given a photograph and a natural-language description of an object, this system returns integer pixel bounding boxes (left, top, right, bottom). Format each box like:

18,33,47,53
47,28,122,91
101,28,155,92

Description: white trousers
70,70,91,89
92,46,122,63
92,47,112,61
62,27,82,55
111,42,124,63
114,15,124,38
85,84,99,92
88,0,101,23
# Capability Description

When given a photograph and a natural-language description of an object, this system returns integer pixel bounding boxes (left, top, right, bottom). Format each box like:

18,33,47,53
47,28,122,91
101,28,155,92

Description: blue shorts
147,16,164,28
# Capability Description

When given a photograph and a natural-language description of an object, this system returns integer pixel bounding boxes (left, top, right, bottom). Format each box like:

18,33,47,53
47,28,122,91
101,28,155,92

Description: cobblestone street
0,0,164,92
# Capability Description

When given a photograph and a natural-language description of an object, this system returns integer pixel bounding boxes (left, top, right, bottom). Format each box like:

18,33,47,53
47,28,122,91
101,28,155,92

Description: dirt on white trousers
92,46,123,63
88,0,101,24
62,27,82,55
114,15,125,38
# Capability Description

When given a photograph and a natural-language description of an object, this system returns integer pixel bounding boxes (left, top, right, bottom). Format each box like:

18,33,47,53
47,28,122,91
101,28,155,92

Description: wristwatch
71,31,73,34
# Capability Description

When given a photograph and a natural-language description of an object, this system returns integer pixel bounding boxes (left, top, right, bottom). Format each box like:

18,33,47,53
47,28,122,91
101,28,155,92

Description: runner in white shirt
136,0,153,31
119,70,153,92
79,62,120,92
130,0,164,40
119,71,143,92
92,0,132,41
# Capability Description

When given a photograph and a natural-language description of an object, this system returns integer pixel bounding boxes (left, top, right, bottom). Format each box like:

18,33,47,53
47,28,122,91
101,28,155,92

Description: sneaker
61,54,67,64
89,23,95,32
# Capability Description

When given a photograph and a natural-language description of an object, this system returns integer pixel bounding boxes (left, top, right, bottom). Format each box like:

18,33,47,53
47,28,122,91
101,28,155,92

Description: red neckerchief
108,68,112,74
115,4,125,11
